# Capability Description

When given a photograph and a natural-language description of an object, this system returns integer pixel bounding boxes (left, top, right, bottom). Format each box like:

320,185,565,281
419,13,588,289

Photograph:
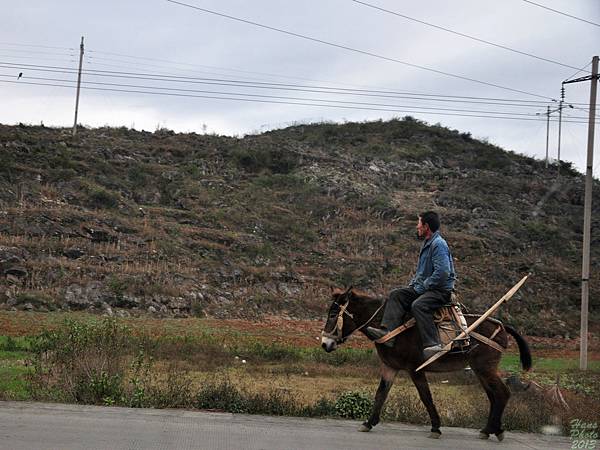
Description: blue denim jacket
409,231,456,295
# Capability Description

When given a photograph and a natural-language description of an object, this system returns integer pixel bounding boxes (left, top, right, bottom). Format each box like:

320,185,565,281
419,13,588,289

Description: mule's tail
504,324,532,371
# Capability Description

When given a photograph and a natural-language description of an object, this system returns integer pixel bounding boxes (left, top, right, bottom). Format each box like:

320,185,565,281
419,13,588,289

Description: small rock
63,248,85,259
4,267,28,278
6,274,20,284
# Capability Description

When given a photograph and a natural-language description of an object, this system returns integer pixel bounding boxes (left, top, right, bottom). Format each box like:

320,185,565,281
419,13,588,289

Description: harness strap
354,301,386,334
374,318,416,344
470,329,505,353
489,324,503,341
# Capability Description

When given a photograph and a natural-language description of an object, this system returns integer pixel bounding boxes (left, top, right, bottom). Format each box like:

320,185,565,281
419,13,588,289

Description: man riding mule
366,211,456,358
320,286,532,441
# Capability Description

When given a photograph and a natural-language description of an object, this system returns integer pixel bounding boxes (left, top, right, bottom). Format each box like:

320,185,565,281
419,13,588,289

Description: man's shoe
365,327,395,348
423,344,443,359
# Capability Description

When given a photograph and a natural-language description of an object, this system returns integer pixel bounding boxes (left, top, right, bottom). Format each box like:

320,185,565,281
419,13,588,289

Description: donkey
320,287,532,441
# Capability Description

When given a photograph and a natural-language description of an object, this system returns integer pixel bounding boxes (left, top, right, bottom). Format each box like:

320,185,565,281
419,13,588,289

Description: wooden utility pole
72,36,84,136
564,56,598,370
545,105,550,167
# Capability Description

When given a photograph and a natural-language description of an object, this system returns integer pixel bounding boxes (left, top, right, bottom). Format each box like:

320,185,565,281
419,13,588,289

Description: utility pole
545,105,550,168
564,55,598,370
72,36,84,136
557,85,565,177
537,105,560,168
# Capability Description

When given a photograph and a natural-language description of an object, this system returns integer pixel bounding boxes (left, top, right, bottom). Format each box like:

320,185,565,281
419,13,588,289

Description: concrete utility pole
564,56,598,370
557,86,565,177
72,36,84,136
537,105,561,168
545,105,550,167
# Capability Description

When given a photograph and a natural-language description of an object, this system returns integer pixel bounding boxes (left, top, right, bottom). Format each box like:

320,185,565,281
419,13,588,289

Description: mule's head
320,286,357,353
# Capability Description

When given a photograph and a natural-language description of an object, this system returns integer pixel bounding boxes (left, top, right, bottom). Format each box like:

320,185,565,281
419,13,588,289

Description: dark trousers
382,287,451,348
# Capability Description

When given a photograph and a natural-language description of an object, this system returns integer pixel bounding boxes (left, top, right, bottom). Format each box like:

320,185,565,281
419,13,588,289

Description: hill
0,118,598,337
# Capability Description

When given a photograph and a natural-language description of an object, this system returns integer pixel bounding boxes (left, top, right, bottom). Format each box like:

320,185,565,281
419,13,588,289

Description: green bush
253,173,305,189
303,397,337,417
107,276,127,299
334,391,373,419
244,389,299,416
232,146,299,174
195,378,247,413
0,336,18,352
309,347,375,366
87,184,120,209
194,378,308,416
82,371,123,405
30,318,133,404
13,293,56,310
243,341,302,362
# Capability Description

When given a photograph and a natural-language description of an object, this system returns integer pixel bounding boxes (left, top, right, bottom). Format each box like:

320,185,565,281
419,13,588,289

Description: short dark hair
419,211,440,232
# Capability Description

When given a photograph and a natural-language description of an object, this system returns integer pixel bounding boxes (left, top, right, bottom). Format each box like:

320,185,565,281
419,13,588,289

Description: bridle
321,291,387,343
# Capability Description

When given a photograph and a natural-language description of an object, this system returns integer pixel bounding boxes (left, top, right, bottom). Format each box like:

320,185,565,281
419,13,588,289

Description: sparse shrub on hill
13,293,56,311
231,145,299,174
77,179,121,209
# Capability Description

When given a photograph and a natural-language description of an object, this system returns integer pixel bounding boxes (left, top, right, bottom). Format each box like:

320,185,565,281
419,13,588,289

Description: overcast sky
1,0,599,172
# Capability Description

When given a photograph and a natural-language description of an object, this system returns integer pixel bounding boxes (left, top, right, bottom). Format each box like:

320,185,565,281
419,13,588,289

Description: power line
564,61,593,83
83,52,586,108
4,61,576,107
164,0,556,101
87,47,571,108
85,55,282,87
2,78,591,124
0,47,76,57
351,0,581,71
87,49,350,87
522,0,600,27
0,41,75,51
0,54,77,64
5,72,581,119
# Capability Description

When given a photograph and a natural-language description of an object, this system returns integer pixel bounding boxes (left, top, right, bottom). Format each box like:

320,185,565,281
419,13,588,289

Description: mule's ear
331,287,344,296
344,285,354,294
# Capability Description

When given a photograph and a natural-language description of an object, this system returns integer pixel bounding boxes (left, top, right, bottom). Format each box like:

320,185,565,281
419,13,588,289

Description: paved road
0,401,571,450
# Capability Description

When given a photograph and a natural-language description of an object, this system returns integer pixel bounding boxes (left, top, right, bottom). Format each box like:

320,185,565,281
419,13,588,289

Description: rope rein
322,295,387,342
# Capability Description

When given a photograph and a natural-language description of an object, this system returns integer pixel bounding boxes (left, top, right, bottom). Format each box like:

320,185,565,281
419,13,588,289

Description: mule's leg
359,364,397,432
474,369,510,441
409,369,442,438
474,373,495,440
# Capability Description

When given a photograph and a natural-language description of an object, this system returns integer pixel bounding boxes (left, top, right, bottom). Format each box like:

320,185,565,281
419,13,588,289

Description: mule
320,287,532,441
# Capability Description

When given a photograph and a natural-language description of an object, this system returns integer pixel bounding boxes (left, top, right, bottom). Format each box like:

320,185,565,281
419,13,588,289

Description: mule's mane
350,288,380,301
332,287,383,304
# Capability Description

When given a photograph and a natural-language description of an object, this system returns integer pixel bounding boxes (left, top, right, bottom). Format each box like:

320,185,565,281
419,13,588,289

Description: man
366,211,456,358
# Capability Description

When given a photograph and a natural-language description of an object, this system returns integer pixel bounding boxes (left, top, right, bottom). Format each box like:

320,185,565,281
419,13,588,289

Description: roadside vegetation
0,314,597,436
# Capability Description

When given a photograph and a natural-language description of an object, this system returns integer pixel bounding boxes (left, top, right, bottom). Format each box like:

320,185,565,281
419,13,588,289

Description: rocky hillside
0,118,598,336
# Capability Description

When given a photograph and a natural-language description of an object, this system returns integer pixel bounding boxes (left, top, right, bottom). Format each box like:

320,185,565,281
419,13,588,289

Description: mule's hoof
358,422,372,432
478,432,490,440
428,431,441,439
496,431,505,442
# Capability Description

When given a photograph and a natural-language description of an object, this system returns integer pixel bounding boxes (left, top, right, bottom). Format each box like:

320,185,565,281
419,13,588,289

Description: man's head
417,211,440,240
